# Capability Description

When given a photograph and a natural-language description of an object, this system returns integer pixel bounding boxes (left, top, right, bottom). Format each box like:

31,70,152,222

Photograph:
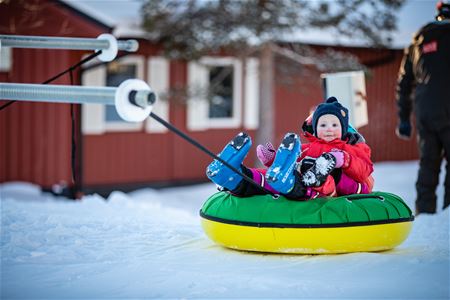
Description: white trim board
145,57,170,133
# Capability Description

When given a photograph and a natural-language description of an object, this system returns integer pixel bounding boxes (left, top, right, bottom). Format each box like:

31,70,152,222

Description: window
208,66,234,118
104,63,138,127
82,55,170,134
103,60,143,131
187,57,260,131
81,56,144,133
187,57,242,130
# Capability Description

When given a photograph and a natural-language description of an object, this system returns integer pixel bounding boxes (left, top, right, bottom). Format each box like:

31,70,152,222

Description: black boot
228,166,267,197
284,171,309,200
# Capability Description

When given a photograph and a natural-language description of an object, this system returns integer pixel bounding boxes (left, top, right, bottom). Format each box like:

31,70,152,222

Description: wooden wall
0,0,110,190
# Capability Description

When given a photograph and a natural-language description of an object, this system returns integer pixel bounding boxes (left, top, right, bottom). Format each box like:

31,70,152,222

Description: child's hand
257,142,276,167
329,150,350,168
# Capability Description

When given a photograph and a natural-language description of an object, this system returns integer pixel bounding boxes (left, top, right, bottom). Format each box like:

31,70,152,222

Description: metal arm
0,34,138,62
0,80,155,122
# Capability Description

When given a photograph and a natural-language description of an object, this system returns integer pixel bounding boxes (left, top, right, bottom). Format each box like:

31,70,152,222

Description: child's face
316,114,342,142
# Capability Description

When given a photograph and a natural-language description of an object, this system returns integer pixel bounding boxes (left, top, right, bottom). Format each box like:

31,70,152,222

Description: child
206,97,374,200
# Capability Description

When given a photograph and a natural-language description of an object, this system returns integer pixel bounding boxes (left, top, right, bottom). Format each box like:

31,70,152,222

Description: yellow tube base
201,218,413,254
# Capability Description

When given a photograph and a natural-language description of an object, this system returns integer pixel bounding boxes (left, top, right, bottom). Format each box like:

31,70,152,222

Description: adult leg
415,122,443,214
439,124,450,210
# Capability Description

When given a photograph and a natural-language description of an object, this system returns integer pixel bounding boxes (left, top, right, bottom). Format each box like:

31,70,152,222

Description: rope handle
149,112,279,197
346,194,384,201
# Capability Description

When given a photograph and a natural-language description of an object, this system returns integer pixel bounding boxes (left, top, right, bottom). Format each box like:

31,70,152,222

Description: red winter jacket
300,133,374,190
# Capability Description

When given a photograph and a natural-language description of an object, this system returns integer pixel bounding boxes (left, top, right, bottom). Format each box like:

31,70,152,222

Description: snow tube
200,191,414,254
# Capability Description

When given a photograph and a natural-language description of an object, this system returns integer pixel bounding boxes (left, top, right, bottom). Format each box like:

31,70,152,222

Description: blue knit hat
312,97,349,139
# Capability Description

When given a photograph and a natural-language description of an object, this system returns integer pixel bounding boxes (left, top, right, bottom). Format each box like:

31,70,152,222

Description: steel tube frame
0,80,155,122
0,34,138,52
0,82,155,107
0,83,117,105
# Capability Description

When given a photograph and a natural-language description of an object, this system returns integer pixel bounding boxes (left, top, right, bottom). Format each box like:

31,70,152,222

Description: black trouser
231,166,308,200
231,166,267,197
416,121,450,213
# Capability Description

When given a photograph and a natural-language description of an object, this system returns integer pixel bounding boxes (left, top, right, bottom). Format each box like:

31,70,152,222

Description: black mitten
301,153,336,187
396,120,412,140
299,157,316,174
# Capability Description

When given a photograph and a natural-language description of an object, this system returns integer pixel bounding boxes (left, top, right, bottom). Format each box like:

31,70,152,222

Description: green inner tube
200,192,414,228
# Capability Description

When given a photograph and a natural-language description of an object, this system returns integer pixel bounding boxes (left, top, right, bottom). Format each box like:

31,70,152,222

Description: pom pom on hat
312,97,349,139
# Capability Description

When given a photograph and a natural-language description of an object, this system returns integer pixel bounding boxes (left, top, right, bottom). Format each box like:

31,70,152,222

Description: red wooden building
0,0,418,197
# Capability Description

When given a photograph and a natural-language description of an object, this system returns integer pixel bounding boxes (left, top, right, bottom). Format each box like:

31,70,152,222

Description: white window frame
145,57,170,133
187,57,242,131
82,63,106,135
104,55,145,131
81,55,145,134
244,58,260,130
0,46,12,72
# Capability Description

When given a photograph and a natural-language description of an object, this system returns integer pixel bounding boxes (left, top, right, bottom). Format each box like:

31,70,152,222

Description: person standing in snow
206,97,374,200
395,0,450,214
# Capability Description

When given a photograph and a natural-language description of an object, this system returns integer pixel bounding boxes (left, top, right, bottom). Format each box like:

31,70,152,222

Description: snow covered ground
1,161,449,299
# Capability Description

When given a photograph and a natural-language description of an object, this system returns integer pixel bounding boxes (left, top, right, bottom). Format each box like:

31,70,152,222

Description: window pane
208,66,233,118
105,63,136,122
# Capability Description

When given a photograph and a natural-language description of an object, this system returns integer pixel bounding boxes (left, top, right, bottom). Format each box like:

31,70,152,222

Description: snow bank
1,162,449,299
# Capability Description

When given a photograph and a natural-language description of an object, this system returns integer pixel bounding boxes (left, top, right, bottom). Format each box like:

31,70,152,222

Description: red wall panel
83,133,171,184
0,0,109,189
353,48,418,162
274,45,418,163
1,49,77,187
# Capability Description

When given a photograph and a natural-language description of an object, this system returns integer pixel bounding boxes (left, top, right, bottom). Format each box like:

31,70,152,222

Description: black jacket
396,20,450,128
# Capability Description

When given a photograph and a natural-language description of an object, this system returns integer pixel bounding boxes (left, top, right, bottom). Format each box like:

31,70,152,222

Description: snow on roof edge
279,36,407,50
58,0,117,29
113,22,149,39
57,1,152,40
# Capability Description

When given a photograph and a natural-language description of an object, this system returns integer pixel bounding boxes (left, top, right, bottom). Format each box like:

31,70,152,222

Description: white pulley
115,79,154,122
96,33,118,62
